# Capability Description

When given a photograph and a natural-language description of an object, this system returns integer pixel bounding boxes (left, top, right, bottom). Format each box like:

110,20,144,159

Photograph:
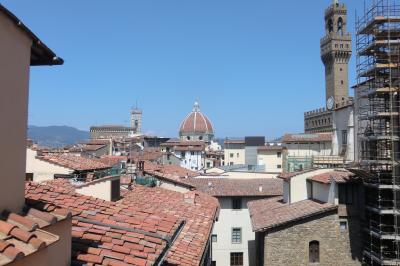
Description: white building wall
212,197,258,266
175,151,203,170
289,169,332,204
312,182,330,203
332,106,355,163
257,151,283,173
26,148,72,182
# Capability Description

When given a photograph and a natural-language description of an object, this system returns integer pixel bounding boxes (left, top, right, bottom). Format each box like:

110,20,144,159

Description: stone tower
320,0,352,106
130,107,142,134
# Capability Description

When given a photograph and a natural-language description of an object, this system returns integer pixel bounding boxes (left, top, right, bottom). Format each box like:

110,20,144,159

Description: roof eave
0,4,64,66
253,205,338,233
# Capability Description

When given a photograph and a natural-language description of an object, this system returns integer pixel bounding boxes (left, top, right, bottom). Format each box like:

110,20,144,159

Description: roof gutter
155,220,186,266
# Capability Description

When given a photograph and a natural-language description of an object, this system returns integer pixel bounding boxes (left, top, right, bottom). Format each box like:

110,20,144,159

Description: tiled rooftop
248,197,337,232
308,169,357,184
130,150,162,163
99,156,127,167
186,178,283,197
25,180,218,265
37,154,110,171
282,133,332,143
0,205,71,266
277,169,317,181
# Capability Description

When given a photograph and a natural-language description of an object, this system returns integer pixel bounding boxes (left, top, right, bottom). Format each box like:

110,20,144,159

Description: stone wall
262,211,362,266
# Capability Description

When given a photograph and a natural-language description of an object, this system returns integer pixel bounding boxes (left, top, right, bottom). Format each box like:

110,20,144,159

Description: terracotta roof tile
248,197,337,232
308,169,357,184
186,178,283,197
25,180,218,266
37,154,110,171
0,209,62,266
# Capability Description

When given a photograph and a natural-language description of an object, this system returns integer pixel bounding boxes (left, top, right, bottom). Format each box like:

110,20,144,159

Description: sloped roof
308,169,357,184
25,180,218,265
37,155,110,171
0,4,63,66
0,205,70,266
186,178,283,197
248,198,337,232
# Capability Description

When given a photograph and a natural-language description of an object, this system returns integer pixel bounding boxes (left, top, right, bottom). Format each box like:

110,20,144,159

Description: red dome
179,102,214,135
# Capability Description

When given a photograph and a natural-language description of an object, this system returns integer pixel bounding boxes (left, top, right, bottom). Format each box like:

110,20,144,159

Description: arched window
328,19,333,33
338,17,344,35
309,241,320,263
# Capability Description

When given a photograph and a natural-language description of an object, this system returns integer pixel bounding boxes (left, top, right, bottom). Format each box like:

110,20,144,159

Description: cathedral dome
179,102,214,141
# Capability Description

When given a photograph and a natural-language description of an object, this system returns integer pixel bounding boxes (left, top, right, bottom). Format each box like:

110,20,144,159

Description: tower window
341,80,344,85
338,17,344,35
328,19,333,33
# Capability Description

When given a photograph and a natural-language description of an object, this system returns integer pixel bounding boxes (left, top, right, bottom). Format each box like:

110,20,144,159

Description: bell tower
320,0,352,107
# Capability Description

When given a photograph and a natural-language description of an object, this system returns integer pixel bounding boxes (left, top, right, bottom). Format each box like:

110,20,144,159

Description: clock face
327,96,335,110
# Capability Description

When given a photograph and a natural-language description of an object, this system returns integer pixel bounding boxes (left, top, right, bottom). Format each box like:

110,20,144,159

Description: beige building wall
225,148,245,166
76,176,119,201
0,12,32,213
286,142,332,157
257,151,283,173
26,148,72,182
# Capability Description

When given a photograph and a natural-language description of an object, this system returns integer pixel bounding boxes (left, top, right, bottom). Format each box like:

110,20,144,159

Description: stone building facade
258,211,362,266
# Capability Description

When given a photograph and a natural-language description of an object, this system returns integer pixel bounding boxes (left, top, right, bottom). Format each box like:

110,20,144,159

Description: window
232,228,242,244
25,173,33,182
277,165,282,169
342,130,348,145
232,198,242,210
181,152,185,158
230,252,243,266
199,136,203,140
340,221,348,231
341,80,344,85
212,234,217,242
237,153,239,158
211,261,216,266
277,152,282,158
230,153,234,158
191,151,195,156
338,17,344,35
339,184,354,205
187,136,191,140
309,241,320,263
167,154,171,160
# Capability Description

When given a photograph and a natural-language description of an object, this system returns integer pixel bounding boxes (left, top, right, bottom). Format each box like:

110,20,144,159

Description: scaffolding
356,0,400,265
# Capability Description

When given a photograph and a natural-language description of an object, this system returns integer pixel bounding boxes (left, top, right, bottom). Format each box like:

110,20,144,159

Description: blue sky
3,0,365,139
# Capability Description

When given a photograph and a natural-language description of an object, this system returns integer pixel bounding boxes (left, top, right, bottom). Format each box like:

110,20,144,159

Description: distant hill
27,125,90,147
